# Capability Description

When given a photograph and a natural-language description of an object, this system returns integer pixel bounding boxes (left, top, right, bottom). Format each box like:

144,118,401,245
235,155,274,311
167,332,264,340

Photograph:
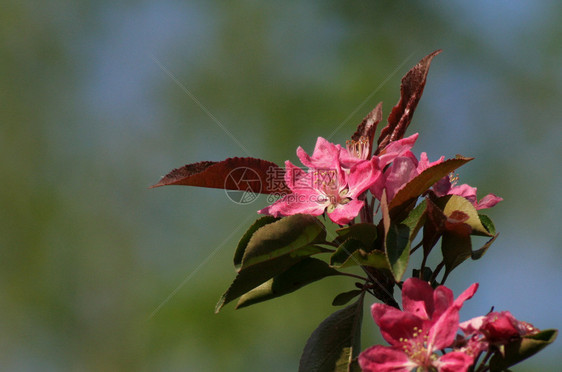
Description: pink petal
426,306,460,351
372,304,425,346
435,351,475,372
448,184,478,204
328,199,365,225
433,176,452,196
458,334,490,358
476,193,503,210
401,278,435,319
258,190,326,217
480,311,535,343
382,156,418,200
432,285,454,320
370,174,386,201
452,283,479,309
371,303,397,323
283,161,310,190
358,345,415,372
425,283,478,350
296,137,339,169
378,133,419,168
338,143,366,169
418,152,445,172
460,316,485,335
347,157,381,197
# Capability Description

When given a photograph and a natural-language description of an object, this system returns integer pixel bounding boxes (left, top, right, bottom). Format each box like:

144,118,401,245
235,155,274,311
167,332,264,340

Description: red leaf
376,50,442,153
351,102,383,158
151,157,289,194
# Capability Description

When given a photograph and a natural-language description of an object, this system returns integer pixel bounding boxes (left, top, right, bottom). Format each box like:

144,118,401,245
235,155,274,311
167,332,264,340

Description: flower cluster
153,50,556,372
259,134,502,225
359,278,539,372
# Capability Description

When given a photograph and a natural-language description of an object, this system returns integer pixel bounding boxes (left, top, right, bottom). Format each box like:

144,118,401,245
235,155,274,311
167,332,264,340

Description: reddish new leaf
151,157,289,194
376,50,442,153
423,198,447,258
351,102,383,158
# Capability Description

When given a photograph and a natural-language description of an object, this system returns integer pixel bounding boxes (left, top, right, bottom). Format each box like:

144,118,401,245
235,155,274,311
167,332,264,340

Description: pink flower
370,133,444,202
433,175,503,210
298,136,373,170
359,278,478,372
461,311,538,346
371,153,418,201
369,134,421,201
259,138,380,225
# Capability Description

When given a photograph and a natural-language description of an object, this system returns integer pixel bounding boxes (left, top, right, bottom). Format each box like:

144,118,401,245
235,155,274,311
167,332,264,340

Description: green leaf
402,199,427,242
240,214,327,268
437,195,491,236
435,196,499,276
490,329,558,371
217,253,322,313
332,290,363,306
299,299,364,372
381,190,410,282
441,226,472,279
235,258,340,309
471,234,498,260
330,239,363,267
441,217,498,278
478,214,496,235
385,223,411,282
330,239,388,270
234,215,279,270
389,157,473,220
216,215,328,312
335,223,378,251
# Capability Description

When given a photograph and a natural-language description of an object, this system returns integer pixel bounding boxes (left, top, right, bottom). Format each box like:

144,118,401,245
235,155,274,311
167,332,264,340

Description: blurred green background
1,1,560,371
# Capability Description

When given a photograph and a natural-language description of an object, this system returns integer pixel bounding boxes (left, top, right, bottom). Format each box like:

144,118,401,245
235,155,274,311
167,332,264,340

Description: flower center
398,326,436,369
448,172,459,186
313,169,350,209
346,136,370,160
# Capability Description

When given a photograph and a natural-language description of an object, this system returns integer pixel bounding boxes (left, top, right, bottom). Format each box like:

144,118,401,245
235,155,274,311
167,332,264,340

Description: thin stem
469,350,484,372
440,269,451,285
419,250,428,279
371,197,380,221
360,202,367,224
322,241,340,248
359,264,375,284
339,272,369,281
430,261,445,283
410,240,423,254
474,350,493,372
